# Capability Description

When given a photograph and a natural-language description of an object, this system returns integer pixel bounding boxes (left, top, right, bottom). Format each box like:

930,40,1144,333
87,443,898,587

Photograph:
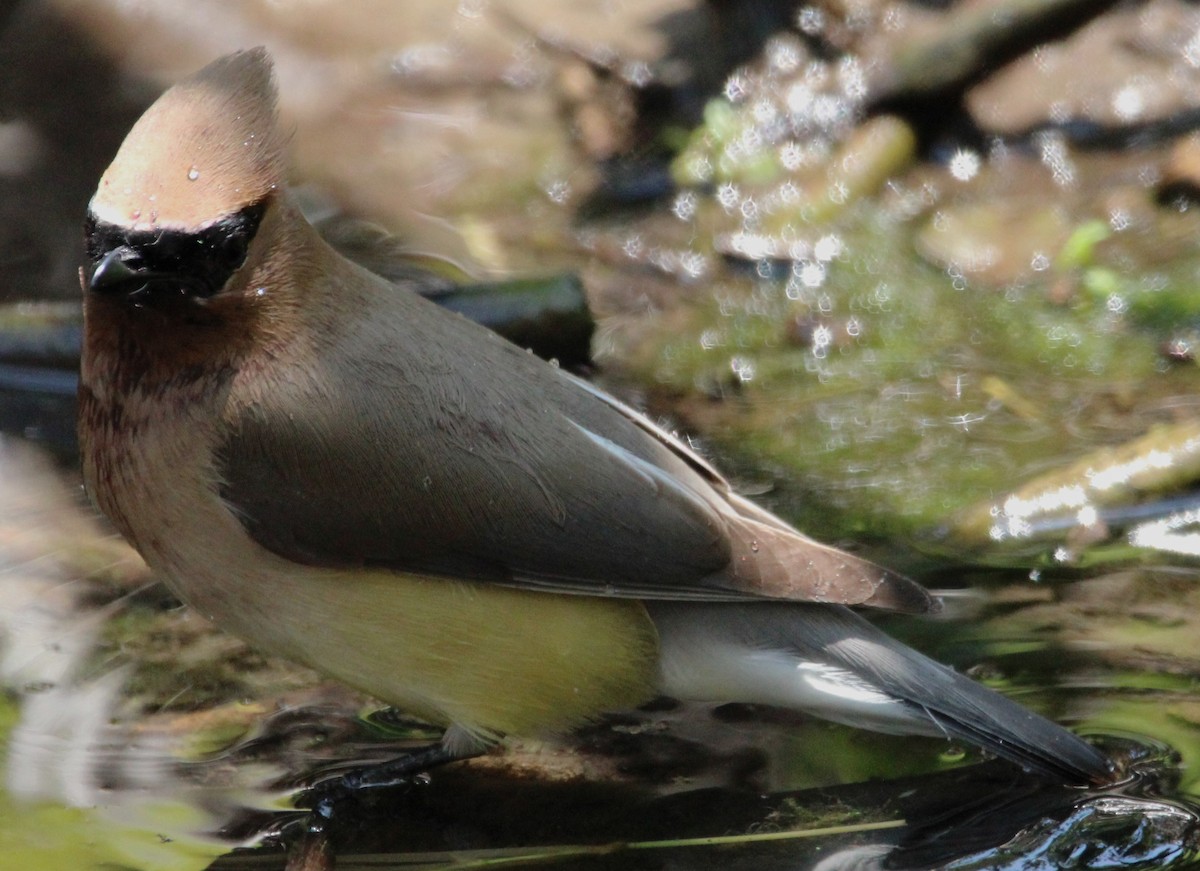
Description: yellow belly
212,568,661,743
84,400,659,743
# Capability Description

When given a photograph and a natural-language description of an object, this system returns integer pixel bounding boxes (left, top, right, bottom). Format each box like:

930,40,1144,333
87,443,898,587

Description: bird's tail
648,601,1112,785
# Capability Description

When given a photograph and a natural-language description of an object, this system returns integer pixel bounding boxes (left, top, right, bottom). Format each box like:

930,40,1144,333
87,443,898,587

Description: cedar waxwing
78,49,1112,795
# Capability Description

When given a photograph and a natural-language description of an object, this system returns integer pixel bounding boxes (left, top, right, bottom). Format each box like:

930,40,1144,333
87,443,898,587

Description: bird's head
84,48,286,308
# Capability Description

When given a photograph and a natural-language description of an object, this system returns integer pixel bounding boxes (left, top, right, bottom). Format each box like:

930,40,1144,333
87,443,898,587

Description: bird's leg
299,740,481,835
340,742,471,791
282,745,463,858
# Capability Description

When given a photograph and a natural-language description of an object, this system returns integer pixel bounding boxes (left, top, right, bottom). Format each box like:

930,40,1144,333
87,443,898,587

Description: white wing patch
793,661,895,706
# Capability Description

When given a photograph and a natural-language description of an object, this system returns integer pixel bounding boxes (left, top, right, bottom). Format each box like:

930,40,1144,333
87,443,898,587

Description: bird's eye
222,232,250,270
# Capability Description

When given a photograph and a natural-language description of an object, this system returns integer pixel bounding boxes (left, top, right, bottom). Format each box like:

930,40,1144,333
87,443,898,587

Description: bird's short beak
88,247,149,296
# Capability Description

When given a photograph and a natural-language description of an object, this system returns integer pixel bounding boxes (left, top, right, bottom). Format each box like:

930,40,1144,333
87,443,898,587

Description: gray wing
219,283,933,612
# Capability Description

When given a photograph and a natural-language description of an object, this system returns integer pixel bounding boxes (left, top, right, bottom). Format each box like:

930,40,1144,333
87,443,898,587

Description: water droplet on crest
187,166,200,181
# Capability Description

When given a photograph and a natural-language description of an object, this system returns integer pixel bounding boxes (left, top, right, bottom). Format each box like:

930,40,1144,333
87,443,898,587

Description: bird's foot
292,742,464,838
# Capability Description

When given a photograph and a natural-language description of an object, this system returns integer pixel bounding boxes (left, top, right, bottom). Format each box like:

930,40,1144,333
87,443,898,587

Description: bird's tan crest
90,48,284,231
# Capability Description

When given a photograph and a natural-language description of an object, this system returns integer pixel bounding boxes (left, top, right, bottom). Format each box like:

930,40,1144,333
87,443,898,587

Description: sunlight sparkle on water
622,233,645,259
796,6,825,35
717,183,741,212
727,232,775,261
766,36,803,75
810,324,833,355
990,485,1090,540
785,82,816,122
543,178,570,205
776,180,801,205
730,356,756,382
677,250,709,280
724,73,750,102
1131,508,1200,556
779,141,805,171
1087,446,1187,491
985,436,1200,543
1112,81,1148,123
751,98,780,128
948,149,980,182
813,234,842,261
671,191,697,221
798,260,826,288
836,56,867,103
1036,131,1076,187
